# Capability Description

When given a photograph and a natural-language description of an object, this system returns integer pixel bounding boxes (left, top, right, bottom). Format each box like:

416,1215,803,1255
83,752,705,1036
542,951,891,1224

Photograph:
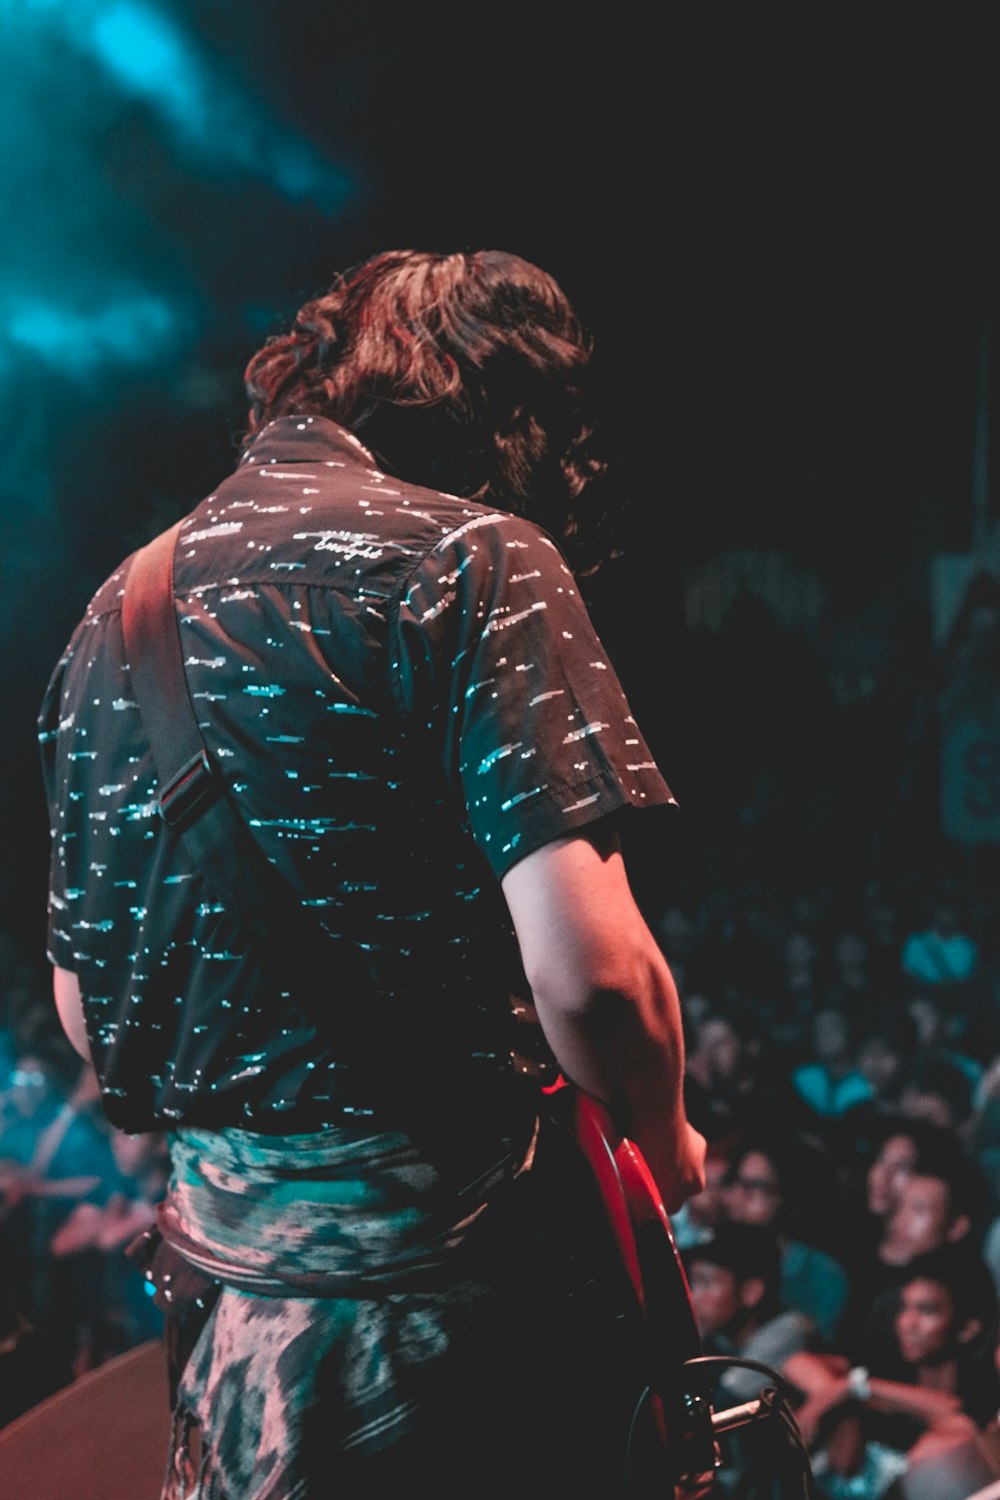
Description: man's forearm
501,827,705,1211
532,969,697,1209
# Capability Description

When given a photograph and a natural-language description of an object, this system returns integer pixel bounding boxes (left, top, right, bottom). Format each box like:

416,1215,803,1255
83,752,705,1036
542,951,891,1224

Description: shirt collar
239,414,379,471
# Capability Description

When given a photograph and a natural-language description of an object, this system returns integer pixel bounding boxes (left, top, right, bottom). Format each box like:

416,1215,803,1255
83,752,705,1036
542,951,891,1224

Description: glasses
9,1069,47,1088
731,1175,781,1197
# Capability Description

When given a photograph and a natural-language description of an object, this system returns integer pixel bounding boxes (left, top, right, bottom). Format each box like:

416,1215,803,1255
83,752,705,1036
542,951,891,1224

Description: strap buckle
158,749,220,831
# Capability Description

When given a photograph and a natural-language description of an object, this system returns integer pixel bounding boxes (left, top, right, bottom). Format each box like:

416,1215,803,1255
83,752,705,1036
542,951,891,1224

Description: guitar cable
624,1354,820,1498
687,1354,818,1498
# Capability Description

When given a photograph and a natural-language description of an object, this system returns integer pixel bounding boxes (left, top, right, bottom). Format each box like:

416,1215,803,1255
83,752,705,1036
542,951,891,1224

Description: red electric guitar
562,1087,813,1497
560,1083,721,1497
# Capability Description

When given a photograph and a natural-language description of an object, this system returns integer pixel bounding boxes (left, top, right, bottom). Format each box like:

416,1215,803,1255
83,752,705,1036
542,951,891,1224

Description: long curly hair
242,249,613,571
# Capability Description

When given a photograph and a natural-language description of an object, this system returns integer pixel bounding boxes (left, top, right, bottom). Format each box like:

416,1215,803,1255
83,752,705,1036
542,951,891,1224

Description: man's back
40,413,670,1145
38,247,708,1497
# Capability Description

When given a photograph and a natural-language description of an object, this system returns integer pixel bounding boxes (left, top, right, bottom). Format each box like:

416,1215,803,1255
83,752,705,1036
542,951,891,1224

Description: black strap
120,521,528,1197
121,520,351,976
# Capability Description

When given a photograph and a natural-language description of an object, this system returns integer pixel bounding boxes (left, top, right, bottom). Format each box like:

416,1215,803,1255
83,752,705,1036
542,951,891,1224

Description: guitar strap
121,521,346,978
120,518,528,1201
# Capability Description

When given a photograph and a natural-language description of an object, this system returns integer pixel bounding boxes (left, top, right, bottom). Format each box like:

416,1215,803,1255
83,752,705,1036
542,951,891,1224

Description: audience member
48,1127,167,1369
722,1134,850,1341
780,926,823,1012
896,1052,977,1138
836,1011,921,1162
0,1047,140,1376
785,1246,999,1499
900,890,981,998
683,999,806,1141
829,923,876,1004
840,1148,993,1373
905,987,985,1090
0,847,993,1476
854,1014,916,1117
859,1117,965,1236
971,1056,1000,1211
816,1116,949,1266
684,1221,821,1495
686,1221,820,1396
857,880,905,996
792,1004,873,1121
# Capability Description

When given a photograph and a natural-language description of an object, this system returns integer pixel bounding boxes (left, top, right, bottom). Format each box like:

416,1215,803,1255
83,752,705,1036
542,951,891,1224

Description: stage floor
0,1339,170,1500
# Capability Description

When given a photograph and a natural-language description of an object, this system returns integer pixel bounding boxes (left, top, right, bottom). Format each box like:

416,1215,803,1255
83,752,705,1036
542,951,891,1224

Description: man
38,248,706,1498
683,1222,818,1493
884,1167,976,1265
684,1222,818,1403
785,1247,1000,1497
864,1119,944,1223
842,1153,988,1375
722,1135,850,1342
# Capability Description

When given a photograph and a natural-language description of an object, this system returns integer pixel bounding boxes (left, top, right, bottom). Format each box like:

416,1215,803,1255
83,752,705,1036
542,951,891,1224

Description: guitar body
563,1086,719,1496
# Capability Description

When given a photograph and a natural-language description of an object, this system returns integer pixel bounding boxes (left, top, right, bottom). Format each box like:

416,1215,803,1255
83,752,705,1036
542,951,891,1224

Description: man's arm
52,965,90,1061
501,823,706,1213
783,1350,970,1448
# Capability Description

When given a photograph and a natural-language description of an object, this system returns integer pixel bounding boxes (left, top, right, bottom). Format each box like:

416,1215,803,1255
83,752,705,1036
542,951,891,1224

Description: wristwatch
846,1365,871,1402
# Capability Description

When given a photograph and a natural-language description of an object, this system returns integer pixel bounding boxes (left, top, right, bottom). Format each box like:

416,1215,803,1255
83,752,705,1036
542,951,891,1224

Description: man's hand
50,1200,104,1257
783,1352,853,1448
0,1160,30,1213
794,1381,851,1447
661,1120,708,1215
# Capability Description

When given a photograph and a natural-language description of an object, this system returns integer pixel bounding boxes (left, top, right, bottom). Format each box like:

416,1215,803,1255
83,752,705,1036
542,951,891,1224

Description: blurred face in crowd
813,1006,852,1065
857,1033,905,1100
692,1018,744,1086
725,1150,783,1229
783,931,818,990
687,1260,743,1338
895,1277,964,1365
907,995,947,1050
884,1172,965,1261
682,991,713,1036
867,1132,920,1217
657,904,695,960
3,1055,54,1119
832,929,870,987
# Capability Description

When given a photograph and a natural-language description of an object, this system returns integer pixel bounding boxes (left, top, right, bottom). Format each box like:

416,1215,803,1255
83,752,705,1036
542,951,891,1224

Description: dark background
5,5,1000,962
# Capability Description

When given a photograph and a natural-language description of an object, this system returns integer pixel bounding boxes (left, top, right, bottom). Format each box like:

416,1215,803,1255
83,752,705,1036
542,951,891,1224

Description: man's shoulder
172,443,538,595
783,1236,849,1283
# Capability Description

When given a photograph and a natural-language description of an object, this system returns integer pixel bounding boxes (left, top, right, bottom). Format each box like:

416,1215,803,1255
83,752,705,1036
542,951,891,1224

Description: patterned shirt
38,416,675,1135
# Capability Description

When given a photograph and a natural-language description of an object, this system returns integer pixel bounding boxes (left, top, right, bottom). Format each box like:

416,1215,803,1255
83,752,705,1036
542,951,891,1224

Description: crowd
654,863,1000,1498
0,930,166,1426
2,855,999,1499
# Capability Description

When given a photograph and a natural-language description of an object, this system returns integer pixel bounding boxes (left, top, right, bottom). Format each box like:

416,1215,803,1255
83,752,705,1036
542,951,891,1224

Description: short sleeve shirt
38,416,675,1132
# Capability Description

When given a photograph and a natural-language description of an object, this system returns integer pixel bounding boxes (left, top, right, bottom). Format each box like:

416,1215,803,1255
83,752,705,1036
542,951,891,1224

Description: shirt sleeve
720,1312,818,1402
37,648,76,971
392,511,675,881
